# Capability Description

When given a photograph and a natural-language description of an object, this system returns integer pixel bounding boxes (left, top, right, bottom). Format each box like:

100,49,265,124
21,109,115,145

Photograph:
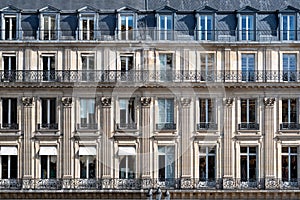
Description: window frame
79,155,96,179
159,53,173,81
2,98,17,129
79,98,96,128
197,15,213,40
199,146,216,181
158,146,175,182
158,14,173,40
282,53,297,82
239,14,255,41
40,155,57,179
118,14,135,40
240,146,257,182
280,14,296,41
78,14,96,40
241,53,255,82
40,98,57,129
0,154,17,179
281,146,298,182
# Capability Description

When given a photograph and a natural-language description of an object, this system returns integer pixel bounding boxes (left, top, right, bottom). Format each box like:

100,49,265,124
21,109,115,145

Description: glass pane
166,99,174,123
1,156,8,179
158,99,165,123
49,156,56,178
249,155,256,180
159,155,165,181
241,99,247,122
282,99,288,122
290,99,297,122
291,147,297,153
127,155,135,179
208,155,215,180
282,155,288,181
199,156,206,180
166,154,175,179
10,155,17,179
282,146,289,153
249,100,256,122
41,155,47,179
88,156,96,178
291,155,297,179
240,147,247,153
80,156,87,178
240,155,247,181
249,147,256,154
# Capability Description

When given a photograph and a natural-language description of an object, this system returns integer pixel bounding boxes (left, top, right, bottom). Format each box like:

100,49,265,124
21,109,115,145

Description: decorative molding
263,97,275,106
180,98,191,107
22,97,33,106
101,97,112,107
62,97,72,107
223,98,233,106
140,97,151,106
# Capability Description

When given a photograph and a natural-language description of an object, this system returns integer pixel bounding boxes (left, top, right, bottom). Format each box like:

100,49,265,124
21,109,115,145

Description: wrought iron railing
116,123,137,130
77,123,98,130
280,122,300,130
37,123,58,130
156,123,177,130
0,123,19,129
197,122,218,130
238,123,260,130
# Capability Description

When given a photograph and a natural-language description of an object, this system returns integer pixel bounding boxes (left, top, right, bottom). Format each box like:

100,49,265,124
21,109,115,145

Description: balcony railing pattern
77,123,98,130
156,123,176,130
37,123,58,130
1,178,299,190
0,123,19,130
116,123,137,130
280,122,300,130
0,70,300,84
238,123,260,130
197,122,218,130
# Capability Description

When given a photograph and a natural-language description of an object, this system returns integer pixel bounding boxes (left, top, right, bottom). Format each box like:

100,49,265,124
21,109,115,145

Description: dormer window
281,15,295,40
77,6,98,40
159,15,172,40
198,15,213,40
0,6,21,40
240,15,254,41
39,6,60,40
119,15,134,40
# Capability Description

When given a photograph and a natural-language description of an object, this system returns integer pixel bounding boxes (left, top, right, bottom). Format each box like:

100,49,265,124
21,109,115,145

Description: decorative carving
140,97,151,106
265,178,278,190
223,98,233,106
101,97,111,107
223,178,235,189
22,97,33,106
180,98,191,107
62,97,72,107
263,97,275,106
180,178,193,189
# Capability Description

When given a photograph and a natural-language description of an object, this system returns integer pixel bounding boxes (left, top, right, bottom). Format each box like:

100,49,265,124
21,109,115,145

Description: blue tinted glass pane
289,16,295,40
207,17,212,40
167,16,172,30
160,16,165,29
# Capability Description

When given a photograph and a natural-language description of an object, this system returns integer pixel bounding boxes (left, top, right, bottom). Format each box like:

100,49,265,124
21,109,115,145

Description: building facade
0,0,300,198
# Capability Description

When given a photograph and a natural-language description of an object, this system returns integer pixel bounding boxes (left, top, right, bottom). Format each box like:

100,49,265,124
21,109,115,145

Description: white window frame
199,146,215,180
0,155,17,179
79,15,95,40
158,15,173,40
2,98,17,127
198,15,213,40
80,155,96,179
240,99,256,123
118,14,134,40
283,54,297,82
282,99,297,123
240,147,257,181
281,14,296,41
239,15,254,41
281,146,298,182
41,98,56,125
2,15,17,40
40,155,57,179
241,54,255,82
80,98,96,126
158,98,174,123
40,14,57,40
158,146,175,182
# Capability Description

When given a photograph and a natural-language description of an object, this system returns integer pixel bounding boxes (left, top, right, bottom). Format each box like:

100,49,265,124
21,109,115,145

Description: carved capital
101,97,111,107
223,98,233,106
180,98,191,107
140,97,151,106
62,97,72,107
22,97,33,106
263,97,275,106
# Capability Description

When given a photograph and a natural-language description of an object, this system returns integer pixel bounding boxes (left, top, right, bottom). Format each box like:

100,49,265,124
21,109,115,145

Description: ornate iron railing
238,123,260,130
0,123,19,130
197,122,218,130
280,122,300,130
156,123,176,130
37,123,58,130
116,123,137,130
77,123,98,130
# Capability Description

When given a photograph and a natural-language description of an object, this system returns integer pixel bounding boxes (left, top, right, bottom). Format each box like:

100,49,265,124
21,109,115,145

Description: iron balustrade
77,123,98,130
156,123,176,130
116,123,137,130
197,122,218,130
0,123,19,129
280,122,300,130
238,123,260,130
37,123,58,130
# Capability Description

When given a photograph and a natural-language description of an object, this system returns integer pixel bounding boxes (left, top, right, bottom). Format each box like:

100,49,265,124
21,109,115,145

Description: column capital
263,97,275,106
101,97,112,107
22,97,33,106
180,97,191,107
140,97,151,106
62,97,72,107
223,97,233,106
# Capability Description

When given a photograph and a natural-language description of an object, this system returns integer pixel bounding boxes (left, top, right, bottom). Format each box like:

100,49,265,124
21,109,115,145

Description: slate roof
0,0,299,12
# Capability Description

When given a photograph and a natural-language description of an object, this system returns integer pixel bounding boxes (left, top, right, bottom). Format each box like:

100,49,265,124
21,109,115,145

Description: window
282,147,297,182
240,15,254,41
240,147,256,182
0,147,18,179
118,147,136,179
3,16,16,40
42,56,55,81
241,54,255,82
3,55,16,82
198,15,213,40
159,15,172,40
120,15,134,40
80,156,96,179
159,53,173,81
281,99,297,129
199,147,215,181
80,99,96,129
198,99,216,130
79,16,94,40
158,146,175,182
283,54,296,82
118,98,135,129
240,99,258,129
40,98,57,129
200,53,214,81
120,55,133,81
2,98,17,129
41,155,56,179
281,15,295,40
81,55,95,81
157,98,175,130
42,15,56,40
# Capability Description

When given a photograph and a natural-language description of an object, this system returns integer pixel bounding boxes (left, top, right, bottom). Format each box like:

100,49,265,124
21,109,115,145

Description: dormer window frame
0,6,22,40
155,6,176,41
237,7,258,41
279,7,298,41
116,7,138,41
38,6,60,41
77,7,99,41
195,6,217,41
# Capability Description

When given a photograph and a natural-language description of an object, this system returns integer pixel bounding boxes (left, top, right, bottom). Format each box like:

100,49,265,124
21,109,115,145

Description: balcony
37,123,58,130
35,179,62,190
0,123,19,130
197,122,218,130
0,179,22,189
116,123,137,130
77,123,98,130
156,123,176,131
280,122,300,130
238,123,259,130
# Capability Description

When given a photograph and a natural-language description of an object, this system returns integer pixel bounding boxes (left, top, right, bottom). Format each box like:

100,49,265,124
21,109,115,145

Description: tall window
0,147,17,179
120,15,134,40
200,53,214,81
42,56,55,81
283,54,296,82
81,55,95,81
281,15,295,40
240,99,257,129
42,15,56,40
3,16,16,40
241,54,255,82
2,98,17,129
282,147,297,182
80,16,94,40
118,98,135,129
159,15,172,40
119,147,136,179
157,98,174,130
198,15,213,40
120,55,133,81
159,53,173,81
199,99,216,130
80,156,96,179
199,147,215,181
158,146,175,182
3,55,16,82
41,155,56,179
240,15,254,41
282,99,297,129
80,99,95,128
40,99,56,129
240,147,256,182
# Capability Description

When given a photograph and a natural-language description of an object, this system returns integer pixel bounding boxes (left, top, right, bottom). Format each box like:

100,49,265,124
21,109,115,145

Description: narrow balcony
116,123,137,130
77,123,98,130
280,122,300,130
238,123,259,130
37,123,58,130
156,123,176,131
197,122,218,131
0,123,19,130
35,179,62,190
0,179,22,189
